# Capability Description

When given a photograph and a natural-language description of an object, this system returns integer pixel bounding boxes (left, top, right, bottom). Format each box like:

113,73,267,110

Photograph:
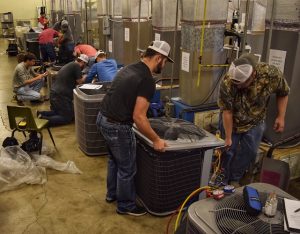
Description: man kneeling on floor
12,52,48,104
37,54,88,126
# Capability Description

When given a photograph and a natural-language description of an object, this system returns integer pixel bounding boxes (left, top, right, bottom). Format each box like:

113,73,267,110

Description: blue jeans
96,112,136,211
15,79,44,101
39,91,74,126
219,118,265,183
58,42,75,64
40,43,56,62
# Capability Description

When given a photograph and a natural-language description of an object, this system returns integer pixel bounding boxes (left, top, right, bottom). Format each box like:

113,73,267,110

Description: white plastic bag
31,154,82,174
0,145,82,193
0,146,46,192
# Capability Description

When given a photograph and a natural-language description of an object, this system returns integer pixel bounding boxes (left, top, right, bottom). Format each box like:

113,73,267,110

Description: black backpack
2,136,19,147
6,43,18,56
21,132,41,152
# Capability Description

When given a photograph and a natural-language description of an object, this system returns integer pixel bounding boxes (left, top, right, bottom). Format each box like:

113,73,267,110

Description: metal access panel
262,30,300,144
50,10,64,25
64,13,83,45
107,19,124,65
123,20,152,66
179,49,226,106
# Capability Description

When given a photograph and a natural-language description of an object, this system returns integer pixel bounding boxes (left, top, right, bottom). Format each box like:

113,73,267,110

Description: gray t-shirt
12,62,37,89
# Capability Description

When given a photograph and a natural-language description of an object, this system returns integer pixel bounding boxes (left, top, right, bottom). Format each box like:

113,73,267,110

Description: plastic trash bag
31,154,82,174
0,146,46,192
0,145,82,193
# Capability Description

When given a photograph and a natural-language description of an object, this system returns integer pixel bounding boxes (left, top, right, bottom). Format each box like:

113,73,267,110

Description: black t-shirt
100,61,155,123
51,62,82,99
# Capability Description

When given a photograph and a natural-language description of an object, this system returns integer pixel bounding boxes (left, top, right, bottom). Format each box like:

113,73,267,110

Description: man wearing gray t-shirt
12,53,47,104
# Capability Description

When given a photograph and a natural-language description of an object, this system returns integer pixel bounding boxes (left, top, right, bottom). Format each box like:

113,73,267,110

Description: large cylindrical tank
179,0,228,106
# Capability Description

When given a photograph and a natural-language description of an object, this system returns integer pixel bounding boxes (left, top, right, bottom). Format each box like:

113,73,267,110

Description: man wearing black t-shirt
96,41,174,216
38,54,89,126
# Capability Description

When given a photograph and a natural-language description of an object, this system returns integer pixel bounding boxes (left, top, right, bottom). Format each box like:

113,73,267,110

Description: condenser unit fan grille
149,117,206,141
214,193,288,234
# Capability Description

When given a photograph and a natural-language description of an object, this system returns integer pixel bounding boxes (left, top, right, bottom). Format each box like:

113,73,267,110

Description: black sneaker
116,205,147,217
30,99,44,104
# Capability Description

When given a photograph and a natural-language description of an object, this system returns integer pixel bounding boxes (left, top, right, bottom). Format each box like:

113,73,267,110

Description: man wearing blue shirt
85,50,118,83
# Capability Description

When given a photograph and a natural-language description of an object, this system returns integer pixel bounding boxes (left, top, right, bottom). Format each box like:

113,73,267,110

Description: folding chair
7,105,56,154
259,157,290,191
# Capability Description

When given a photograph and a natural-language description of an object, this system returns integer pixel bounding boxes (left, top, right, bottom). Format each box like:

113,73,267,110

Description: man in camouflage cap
218,53,290,187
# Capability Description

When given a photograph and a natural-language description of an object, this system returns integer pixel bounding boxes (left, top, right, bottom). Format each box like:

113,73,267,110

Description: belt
105,116,132,126
106,117,119,124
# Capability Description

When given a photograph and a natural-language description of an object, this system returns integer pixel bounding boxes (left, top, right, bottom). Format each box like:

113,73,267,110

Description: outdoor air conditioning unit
186,183,295,234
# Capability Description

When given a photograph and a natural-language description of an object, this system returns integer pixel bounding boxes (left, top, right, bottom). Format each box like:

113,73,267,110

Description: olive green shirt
218,63,290,133
12,62,37,89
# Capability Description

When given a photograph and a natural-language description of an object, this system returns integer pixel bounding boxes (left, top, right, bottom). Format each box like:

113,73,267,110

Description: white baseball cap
78,54,89,63
61,20,68,26
148,41,174,63
228,53,257,83
95,50,106,58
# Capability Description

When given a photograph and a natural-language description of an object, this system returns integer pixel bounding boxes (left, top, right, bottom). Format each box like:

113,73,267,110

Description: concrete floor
0,39,299,234
0,39,168,233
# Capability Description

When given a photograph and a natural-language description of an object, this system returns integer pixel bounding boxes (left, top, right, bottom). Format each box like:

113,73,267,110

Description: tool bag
6,43,18,56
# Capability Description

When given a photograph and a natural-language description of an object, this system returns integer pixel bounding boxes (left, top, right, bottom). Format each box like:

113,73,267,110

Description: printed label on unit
269,49,287,73
108,40,112,53
155,33,160,41
181,52,190,72
125,28,130,42
241,13,246,24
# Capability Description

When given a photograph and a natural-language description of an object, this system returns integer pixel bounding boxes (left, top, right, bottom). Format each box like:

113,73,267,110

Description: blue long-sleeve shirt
85,59,118,83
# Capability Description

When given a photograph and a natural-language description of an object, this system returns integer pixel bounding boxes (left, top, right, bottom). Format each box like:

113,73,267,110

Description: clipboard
283,198,300,233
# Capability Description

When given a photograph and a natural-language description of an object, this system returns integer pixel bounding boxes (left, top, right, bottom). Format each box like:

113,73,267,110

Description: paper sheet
284,198,300,232
124,28,130,42
79,84,103,90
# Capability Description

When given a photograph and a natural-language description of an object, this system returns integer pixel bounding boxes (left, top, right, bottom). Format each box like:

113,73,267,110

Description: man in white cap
96,41,174,216
85,50,118,83
218,53,290,187
38,54,88,126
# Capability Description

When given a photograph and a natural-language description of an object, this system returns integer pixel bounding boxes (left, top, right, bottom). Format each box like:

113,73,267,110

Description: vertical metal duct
97,0,108,49
152,0,181,81
238,0,267,55
122,0,152,65
262,0,300,145
179,0,228,106
105,0,124,64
